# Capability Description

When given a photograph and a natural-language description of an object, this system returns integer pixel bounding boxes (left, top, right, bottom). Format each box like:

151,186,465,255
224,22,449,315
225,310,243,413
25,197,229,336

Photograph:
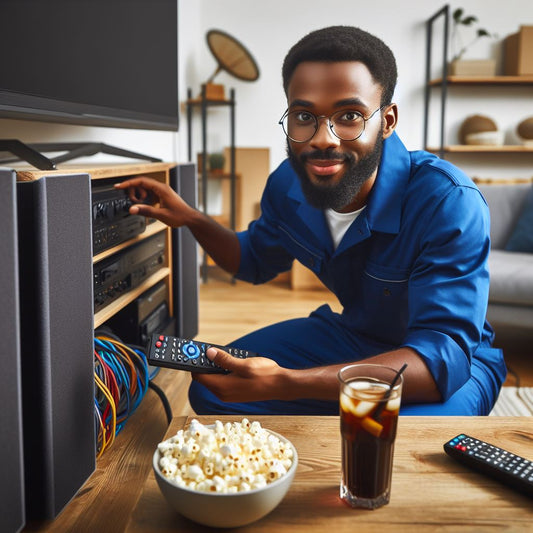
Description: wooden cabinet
14,160,198,519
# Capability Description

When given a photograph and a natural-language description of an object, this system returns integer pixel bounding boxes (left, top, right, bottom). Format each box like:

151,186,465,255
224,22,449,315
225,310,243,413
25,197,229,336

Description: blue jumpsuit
189,132,507,415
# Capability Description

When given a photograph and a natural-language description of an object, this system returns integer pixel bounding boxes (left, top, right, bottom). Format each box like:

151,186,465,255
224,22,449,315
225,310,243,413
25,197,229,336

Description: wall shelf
427,145,533,154
423,5,533,166
428,75,533,86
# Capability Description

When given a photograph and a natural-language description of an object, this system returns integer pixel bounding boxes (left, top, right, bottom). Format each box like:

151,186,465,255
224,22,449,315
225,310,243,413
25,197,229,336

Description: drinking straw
373,363,408,421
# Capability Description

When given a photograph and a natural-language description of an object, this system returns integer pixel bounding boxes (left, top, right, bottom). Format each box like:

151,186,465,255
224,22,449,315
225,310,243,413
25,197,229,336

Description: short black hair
282,26,397,106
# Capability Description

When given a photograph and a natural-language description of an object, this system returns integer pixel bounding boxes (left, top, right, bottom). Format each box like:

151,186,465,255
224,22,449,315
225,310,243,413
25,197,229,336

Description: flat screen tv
0,0,178,131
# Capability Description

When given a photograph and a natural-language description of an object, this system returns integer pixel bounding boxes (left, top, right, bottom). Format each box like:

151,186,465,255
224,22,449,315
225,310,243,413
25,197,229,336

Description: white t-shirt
324,206,365,249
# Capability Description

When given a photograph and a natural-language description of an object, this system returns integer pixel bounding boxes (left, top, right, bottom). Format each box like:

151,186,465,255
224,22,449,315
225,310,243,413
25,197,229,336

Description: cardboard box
504,26,533,75
449,59,496,76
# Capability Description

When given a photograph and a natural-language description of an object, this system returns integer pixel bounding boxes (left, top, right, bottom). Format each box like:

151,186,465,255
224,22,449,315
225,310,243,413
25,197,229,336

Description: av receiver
93,232,166,312
92,179,146,254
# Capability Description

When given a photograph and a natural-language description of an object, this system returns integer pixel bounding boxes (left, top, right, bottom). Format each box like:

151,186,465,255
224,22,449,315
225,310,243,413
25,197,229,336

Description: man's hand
192,347,289,403
115,176,195,228
115,176,241,274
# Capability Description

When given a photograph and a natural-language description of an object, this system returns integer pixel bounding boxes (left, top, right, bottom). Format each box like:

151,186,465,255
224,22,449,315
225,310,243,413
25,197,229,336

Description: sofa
476,180,533,330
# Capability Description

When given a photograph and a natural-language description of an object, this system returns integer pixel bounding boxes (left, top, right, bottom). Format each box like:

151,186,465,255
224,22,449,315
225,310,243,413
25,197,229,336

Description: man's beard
287,135,383,211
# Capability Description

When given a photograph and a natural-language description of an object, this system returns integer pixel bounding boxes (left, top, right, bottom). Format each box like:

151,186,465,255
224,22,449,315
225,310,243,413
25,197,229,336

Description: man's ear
382,103,398,139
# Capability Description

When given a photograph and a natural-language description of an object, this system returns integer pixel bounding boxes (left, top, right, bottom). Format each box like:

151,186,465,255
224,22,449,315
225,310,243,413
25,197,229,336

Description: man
116,26,506,416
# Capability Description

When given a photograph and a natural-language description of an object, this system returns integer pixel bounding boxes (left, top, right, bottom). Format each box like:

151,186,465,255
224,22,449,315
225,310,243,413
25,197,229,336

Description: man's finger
206,347,241,370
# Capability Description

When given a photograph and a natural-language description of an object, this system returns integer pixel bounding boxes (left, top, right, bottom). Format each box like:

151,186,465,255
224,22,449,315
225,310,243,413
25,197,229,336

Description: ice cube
386,396,401,412
351,400,378,418
341,392,377,418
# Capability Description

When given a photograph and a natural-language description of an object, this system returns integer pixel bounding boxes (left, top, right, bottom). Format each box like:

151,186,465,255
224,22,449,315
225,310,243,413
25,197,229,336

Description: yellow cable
94,372,117,455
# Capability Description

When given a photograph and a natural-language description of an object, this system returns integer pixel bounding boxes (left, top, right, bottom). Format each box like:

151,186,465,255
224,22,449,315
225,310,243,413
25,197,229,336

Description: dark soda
339,377,400,507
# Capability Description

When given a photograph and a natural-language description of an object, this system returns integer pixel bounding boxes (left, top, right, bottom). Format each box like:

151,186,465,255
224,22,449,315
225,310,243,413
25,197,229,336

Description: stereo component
93,232,166,312
17,172,95,520
105,280,174,345
169,163,199,338
91,179,146,254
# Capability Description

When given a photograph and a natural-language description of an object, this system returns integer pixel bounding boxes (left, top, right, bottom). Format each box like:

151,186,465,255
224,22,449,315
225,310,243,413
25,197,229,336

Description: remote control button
182,342,200,359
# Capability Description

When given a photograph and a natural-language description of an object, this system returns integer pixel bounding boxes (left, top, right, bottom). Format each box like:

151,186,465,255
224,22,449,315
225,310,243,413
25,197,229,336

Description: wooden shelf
429,75,533,86
186,97,233,106
15,161,175,181
427,145,533,154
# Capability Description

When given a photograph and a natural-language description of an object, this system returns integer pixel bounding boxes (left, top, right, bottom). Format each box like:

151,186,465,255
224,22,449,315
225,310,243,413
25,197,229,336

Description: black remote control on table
443,434,533,498
147,334,258,373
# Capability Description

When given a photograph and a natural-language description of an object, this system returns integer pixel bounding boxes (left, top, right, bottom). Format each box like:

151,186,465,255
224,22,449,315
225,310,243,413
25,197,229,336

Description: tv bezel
0,89,179,132
0,0,179,132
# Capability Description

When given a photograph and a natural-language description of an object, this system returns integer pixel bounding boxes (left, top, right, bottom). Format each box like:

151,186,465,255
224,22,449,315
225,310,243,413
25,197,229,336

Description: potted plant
449,8,497,76
208,152,225,174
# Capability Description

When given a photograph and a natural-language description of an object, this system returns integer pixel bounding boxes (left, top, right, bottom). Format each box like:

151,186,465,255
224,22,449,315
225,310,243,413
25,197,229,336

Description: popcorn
157,419,294,493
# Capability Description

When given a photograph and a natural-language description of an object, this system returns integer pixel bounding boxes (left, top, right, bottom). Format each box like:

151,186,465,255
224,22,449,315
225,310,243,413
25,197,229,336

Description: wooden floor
156,266,533,421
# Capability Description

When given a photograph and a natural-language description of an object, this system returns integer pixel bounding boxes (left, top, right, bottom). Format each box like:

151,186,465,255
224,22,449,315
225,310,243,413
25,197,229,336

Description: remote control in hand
443,434,533,498
147,334,258,373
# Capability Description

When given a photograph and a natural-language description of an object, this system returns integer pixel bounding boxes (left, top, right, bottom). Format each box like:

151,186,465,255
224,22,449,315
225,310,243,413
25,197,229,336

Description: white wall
183,0,533,179
2,0,532,180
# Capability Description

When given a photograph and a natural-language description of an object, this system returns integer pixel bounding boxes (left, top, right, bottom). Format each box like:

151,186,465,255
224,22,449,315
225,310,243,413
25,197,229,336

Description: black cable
148,381,173,424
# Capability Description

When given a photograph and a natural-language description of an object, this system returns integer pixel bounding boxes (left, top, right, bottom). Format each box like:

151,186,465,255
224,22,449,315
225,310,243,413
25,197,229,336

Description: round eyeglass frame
278,106,384,143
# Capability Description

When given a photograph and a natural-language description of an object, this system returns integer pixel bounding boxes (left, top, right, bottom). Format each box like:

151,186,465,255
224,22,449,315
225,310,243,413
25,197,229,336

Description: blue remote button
182,342,200,359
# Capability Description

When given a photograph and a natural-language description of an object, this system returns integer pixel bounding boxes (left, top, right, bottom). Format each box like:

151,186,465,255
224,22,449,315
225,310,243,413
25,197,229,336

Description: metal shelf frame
186,86,236,283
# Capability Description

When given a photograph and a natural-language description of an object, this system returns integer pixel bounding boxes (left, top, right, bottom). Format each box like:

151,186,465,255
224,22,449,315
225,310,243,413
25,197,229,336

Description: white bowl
465,130,504,146
153,427,298,528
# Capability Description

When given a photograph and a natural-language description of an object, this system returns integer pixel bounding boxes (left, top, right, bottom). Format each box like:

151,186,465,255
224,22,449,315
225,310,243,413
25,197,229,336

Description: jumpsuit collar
286,132,411,253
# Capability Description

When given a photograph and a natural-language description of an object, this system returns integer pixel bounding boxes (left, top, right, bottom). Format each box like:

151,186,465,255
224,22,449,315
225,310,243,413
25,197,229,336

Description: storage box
201,82,226,100
449,59,496,76
504,26,533,75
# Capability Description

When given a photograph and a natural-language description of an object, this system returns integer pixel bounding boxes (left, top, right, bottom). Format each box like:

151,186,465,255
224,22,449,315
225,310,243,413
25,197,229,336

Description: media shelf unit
13,160,198,522
16,161,198,332
424,6,533,163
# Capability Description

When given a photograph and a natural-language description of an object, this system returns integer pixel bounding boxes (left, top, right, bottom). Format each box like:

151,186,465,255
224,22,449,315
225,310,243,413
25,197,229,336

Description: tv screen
0,0,178,131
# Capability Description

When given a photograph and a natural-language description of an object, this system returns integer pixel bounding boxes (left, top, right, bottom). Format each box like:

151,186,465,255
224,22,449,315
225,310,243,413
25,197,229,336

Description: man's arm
193,346,441,404
115,177,241,274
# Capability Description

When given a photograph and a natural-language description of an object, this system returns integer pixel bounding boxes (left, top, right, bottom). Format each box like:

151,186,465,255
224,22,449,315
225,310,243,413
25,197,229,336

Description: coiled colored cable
93,334,150,456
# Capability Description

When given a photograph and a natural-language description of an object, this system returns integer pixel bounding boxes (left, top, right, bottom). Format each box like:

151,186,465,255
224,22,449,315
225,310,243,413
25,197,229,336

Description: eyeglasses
278,106,384,143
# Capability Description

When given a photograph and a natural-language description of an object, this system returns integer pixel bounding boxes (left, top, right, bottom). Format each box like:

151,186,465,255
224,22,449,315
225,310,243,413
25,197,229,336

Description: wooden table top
126,416,533,532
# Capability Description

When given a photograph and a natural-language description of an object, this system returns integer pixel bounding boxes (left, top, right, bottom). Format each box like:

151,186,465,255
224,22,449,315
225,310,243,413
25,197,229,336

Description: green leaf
462,16,478,25
477,29,490,37
453,8,464,22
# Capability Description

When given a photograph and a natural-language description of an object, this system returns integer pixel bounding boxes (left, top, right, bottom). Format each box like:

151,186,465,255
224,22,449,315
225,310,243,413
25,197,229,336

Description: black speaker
0,169,25,532
17,172,95,520
169,163,199,339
